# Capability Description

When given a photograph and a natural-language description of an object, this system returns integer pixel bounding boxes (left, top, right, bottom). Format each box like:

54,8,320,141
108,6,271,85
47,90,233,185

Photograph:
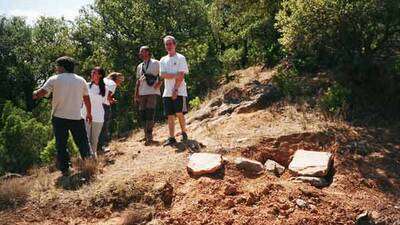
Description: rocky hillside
1,66,399,225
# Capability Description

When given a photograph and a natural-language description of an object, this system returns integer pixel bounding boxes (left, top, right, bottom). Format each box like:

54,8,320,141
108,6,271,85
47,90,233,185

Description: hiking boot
144,140,152,146
181,132,188,142
163,137,177,147
61,169,71,177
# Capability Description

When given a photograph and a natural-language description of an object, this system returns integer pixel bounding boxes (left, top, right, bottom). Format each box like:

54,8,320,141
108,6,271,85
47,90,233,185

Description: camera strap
141,60,151,75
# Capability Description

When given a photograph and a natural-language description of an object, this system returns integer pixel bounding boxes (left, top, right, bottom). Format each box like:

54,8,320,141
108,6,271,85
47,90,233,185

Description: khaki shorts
139,94,158,110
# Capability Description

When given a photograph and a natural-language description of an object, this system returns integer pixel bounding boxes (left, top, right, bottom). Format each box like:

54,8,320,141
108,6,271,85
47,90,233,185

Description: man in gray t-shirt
134,46,161,145
33,56,92,176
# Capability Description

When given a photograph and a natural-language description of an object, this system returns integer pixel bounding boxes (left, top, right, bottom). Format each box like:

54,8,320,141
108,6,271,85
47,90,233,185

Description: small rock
288,150,333,177
356,211,373,225
224,198,235,209
309,204,317,213
237,138,249,143
206,97,223,108
235,196,247,204
224,184,238,196
291,176,329,187
235,100,258,114
246,192,260,206
295,199,307,208
217,103,240,116
187,153,223,176
223,87,243,104
264,159,285,176
234,157,264,173
268,205,280,216
235,84,282,114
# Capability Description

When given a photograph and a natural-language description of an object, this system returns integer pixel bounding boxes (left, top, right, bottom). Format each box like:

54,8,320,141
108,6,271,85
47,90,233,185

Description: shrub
40,136,78,165
273,65,302,98
319,84,351,116
189,97,202,110
0,102,51,174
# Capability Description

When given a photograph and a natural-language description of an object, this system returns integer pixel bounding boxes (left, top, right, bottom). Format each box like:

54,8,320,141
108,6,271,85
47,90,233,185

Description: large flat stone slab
288,150,333,177
234,157,264,173
187,153,223,176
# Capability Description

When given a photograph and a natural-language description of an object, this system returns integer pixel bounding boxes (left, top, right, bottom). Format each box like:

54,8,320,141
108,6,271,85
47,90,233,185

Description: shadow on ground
55,172,91,190
174,139,205,153
188,166,226,180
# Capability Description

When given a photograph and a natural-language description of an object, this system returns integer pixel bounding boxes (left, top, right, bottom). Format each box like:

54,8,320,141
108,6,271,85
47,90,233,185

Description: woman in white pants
82,67,108,157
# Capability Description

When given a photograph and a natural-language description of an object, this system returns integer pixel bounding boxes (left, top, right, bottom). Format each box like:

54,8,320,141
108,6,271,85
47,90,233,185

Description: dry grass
89,178,151,211
74,158,99,181
0,178,31,209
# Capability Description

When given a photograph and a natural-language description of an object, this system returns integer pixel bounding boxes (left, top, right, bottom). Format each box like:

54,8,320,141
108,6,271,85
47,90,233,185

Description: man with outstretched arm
159,35,189,146
134,46,162,145
33,56,92,176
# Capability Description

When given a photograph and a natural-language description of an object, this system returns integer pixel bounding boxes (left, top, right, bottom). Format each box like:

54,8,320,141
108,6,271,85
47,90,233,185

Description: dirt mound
241,131,336,167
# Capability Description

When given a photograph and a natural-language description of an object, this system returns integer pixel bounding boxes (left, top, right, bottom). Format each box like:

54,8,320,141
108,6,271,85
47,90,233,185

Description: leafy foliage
189,97,202,110
319,84,351,116
272,65,302,99
276,0,400,113
40,136,78,165
0,102,51,174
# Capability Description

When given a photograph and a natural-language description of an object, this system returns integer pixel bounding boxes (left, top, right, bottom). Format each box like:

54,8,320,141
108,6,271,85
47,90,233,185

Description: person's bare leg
176,113,187,134
168,115,175,138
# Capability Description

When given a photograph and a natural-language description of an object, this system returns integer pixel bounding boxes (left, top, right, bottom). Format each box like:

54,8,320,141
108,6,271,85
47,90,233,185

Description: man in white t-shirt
159,35,189,146
32,56,92,176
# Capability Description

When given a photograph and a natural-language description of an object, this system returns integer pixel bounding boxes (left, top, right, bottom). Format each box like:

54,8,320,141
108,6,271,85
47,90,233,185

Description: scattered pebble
295,199,307,208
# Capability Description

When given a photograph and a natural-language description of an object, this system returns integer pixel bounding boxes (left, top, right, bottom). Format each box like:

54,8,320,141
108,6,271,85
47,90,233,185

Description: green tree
209,0,282,69
276,0,400,71
0,17,32,111
276,0,400,113
72,0,220,136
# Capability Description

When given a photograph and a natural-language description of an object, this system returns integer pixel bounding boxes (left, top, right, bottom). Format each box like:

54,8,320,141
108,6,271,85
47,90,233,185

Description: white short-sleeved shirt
41,73,89,120
159,53,189,97
103,78,117,105
81,83,108,122
136,59,161,96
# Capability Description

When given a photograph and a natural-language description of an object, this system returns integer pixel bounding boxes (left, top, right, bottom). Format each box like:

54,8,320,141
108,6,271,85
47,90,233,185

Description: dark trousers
52,116,91,172
98,104,111,149
139,95,157,141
